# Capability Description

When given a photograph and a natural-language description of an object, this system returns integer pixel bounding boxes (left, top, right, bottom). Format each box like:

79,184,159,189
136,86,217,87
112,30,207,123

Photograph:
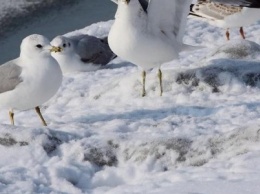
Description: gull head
51,36,73,55
20,34,62,58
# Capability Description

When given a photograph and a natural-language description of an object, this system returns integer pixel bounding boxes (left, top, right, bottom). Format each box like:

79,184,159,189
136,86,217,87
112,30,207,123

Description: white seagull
0,34,62,126
108,0,192,97
190,0,260,40
51,35,116,74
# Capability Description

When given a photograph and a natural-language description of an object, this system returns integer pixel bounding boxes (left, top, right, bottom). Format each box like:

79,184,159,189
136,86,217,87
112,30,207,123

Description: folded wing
191,1,242,20
211,0,260,8
0,61,23,94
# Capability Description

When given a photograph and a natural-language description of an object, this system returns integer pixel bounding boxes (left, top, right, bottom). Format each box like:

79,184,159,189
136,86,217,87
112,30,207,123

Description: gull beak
50,46,62,53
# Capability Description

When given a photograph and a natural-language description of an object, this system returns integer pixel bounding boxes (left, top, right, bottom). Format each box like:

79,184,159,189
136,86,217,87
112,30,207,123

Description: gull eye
36,44,43,49
63,43,67,48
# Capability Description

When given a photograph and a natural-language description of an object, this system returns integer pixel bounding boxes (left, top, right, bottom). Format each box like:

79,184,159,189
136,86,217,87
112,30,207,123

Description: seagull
190,0,260,40
0,34,62,126
108,0,192,97
51,35,116,74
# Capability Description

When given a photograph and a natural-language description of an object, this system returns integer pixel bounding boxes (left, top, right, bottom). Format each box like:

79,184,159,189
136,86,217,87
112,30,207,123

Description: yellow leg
239,27,246,39
9,110,14,125
158,69,163,96
35,106,47,126
142,70,146,97
226,29,230,41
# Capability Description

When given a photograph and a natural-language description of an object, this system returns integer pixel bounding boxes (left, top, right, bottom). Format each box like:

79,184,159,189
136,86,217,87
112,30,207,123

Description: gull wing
147,0,192,44
72,35,116,65
0,60,23,94
191,0,242,20
211,0,260,8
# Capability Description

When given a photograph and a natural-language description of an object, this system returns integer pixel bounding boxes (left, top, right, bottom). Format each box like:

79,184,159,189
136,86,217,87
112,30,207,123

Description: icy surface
0,17,260,193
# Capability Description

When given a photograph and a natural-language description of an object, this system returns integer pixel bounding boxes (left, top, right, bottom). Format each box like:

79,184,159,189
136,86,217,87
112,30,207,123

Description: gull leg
142,70,146,97
226,29,230,41
9,109,14,125
35,106,47,126
158,68,163,96
239,27,246,39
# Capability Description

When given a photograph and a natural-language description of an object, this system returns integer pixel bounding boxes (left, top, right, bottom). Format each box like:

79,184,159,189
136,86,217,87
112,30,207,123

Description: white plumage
108,0,192,96
0,34,63,126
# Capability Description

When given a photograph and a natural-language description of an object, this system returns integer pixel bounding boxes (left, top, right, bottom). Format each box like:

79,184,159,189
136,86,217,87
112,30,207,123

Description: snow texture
0,16,260,194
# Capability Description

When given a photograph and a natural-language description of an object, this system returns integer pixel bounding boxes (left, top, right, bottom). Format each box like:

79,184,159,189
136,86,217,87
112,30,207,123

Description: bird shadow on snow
66,101,260,127
77,105,216,125
106,58,136,69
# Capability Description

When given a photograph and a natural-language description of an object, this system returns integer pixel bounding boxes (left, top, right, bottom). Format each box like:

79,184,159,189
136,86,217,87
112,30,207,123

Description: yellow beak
50,46,62,53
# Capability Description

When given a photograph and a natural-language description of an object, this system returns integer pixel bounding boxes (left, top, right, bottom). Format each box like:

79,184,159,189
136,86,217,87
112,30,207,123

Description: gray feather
73,35,116,65
0,61,23,94
212,0,260,8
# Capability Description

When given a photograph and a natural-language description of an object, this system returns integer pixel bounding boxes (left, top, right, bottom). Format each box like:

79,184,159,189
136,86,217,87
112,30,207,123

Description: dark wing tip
212,0,260,8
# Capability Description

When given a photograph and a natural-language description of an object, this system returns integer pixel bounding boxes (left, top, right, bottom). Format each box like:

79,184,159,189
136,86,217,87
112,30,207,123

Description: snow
0,15,260,194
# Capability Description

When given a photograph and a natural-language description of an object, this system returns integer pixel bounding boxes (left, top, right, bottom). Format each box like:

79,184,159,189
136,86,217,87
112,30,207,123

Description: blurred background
0,0,116,63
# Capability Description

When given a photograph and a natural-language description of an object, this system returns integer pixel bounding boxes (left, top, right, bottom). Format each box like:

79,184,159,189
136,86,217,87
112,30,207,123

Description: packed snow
0,16,260,194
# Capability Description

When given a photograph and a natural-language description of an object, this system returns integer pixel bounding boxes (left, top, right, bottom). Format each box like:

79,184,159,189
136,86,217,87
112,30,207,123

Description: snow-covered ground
0,16,260,194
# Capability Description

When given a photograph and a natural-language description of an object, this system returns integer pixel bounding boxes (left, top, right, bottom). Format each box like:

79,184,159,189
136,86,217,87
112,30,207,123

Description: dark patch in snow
42,135,62,155
83,140,118,167
123,138,193,168
176,59,260,92
157,138,193,162
176,72,199,87
0,134,28,147
243,73,260,87
119,127,260,170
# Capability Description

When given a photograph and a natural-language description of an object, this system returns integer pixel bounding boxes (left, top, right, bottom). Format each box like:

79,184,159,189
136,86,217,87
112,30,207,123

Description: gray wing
147,0,192,44
191,0,242,20
72,35,116,65
0,61,23,94
212,0,260,8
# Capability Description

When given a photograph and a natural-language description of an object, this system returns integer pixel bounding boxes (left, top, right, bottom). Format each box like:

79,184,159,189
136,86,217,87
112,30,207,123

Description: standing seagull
108,0,192,97
190,0,260,40
0,34,62,126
